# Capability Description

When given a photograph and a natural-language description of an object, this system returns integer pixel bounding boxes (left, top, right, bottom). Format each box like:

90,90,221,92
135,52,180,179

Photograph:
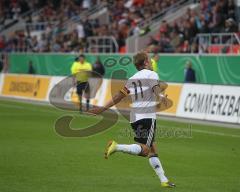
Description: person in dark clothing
92,57,105,77
0,59,3,72
28,60,35,74
184,61,196,83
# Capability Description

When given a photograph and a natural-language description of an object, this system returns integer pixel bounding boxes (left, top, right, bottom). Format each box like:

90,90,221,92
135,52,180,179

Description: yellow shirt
71,61,92,82
151,58,158,73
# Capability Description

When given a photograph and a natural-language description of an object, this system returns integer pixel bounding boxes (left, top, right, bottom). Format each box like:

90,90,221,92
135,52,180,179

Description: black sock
79,97,82,112
86,99,90,111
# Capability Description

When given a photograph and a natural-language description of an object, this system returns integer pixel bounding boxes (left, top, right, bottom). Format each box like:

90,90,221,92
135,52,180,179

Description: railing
0,2,106,36
197,33,240,54
49,3,108,36
0,7,44,33
24,3,106,35
129,0,194,36
126,0,197,52
25,21,58,32
87,36,119,53
57,3,107,25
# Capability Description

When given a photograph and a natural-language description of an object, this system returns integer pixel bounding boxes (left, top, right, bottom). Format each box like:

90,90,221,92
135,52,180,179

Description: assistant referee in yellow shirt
71,54,92,112
151,53,159,73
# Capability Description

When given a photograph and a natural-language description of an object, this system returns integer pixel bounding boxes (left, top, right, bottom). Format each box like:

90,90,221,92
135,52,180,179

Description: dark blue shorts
131,118,156,147
76,82,89,96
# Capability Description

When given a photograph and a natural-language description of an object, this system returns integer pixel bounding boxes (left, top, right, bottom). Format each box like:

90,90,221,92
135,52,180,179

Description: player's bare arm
89,91,126,115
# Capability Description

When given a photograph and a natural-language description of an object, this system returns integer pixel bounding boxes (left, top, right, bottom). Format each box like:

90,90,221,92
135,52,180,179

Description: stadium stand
0,0,193,53
0,0,239,53
0,0,102,53
144,0,240,53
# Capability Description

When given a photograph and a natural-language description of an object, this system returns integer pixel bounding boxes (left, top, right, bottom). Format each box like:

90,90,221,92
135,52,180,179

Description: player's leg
76,83,83,112
78,95,82,111
104,141,149,159
105,119,152,158
145,120,169,183
148,143,168,183
148,142,175,187
84,82,90,111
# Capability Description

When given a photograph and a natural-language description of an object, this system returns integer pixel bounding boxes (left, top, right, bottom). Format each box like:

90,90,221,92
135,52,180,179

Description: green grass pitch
0,99,240,192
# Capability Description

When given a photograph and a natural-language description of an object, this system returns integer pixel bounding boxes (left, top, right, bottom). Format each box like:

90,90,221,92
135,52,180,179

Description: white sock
149,156,168,183
116,144,142,155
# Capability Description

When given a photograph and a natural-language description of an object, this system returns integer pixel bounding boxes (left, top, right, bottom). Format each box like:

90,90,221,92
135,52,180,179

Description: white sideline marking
191,129,240,138
0,103,25,109
0,102,99,117
0,103,61,115
0,113,54,117
1,102,240,138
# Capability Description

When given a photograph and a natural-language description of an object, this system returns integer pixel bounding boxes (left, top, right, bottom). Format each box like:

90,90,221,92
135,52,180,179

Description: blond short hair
133,52,148,69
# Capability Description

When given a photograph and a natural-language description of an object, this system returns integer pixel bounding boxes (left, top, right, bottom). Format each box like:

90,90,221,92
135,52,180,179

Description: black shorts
131,118,156,147
76,82,89,96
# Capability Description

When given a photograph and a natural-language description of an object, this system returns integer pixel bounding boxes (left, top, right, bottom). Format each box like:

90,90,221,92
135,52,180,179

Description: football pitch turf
0,99,240,192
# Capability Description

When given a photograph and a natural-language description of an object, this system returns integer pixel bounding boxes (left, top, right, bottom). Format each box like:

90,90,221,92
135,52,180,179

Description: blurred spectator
170,31,182,51
223,18,238,33
76,21,85,40
159,20,169,34
84,18,94,37
208,4,223,32
227,0,236,19
11,2,21,20
0,56,3,72
92,57,105,77
0,35,5,52
158,33,173,52
181,40,191,53
28,60,35,74
0,53,8,72
184,61,196,83
190,41,199,53
82,0,92,9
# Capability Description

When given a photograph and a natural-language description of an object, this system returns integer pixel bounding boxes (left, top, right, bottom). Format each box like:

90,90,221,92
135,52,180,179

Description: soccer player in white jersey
89,52,175,188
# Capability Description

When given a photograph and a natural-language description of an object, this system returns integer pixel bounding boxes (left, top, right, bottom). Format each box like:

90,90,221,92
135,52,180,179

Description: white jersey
123,69,159,123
